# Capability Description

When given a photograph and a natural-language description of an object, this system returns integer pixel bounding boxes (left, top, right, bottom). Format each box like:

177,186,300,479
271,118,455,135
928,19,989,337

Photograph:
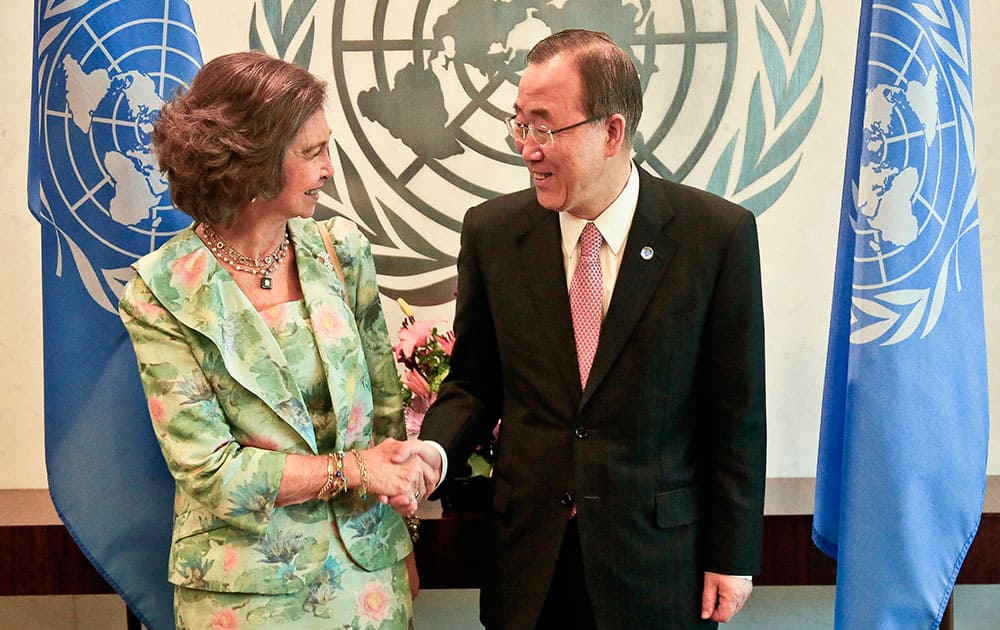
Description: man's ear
604,113,627,157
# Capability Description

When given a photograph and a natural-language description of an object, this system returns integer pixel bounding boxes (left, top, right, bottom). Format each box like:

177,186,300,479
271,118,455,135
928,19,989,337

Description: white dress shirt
558,161,639,313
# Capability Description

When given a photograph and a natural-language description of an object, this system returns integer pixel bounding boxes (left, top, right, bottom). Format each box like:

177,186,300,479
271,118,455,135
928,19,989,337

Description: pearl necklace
202,224,290,290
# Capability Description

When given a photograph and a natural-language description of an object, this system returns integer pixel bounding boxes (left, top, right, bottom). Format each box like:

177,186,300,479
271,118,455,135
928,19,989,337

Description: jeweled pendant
260,276,272,290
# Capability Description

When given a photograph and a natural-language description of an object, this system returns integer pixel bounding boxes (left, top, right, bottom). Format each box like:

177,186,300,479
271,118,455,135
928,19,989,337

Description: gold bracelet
404,515,420,543
334,450,348,496
317,453,336,501
351,448,369,500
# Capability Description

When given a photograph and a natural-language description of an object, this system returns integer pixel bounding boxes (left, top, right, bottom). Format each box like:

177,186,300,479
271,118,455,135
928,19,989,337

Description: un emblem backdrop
248,0,824,306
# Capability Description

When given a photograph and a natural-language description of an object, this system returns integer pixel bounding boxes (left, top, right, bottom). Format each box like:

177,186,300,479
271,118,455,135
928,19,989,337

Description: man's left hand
701,572,752,622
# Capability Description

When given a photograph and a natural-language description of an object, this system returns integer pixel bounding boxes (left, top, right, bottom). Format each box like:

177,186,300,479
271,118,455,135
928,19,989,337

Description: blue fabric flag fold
813,1,989,629
27,2,202,628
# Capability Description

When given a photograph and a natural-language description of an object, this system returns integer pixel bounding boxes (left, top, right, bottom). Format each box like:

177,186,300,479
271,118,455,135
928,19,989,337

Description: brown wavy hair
152,51,327,225
526,29,643,145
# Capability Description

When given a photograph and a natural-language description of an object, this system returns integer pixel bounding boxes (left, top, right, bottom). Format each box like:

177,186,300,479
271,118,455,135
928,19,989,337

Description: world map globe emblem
850,5,964,292
36,0,201,309
326,0,739,301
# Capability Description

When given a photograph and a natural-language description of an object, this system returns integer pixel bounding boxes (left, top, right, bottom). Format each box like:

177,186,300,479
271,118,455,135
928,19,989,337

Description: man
400,29,766,629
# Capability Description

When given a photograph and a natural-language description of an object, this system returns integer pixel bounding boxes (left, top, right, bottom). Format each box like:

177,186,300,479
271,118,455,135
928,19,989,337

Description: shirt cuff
424,440,448,489
708,573,753,581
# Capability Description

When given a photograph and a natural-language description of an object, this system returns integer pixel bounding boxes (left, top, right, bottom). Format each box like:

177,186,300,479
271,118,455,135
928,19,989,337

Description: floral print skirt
174,555,412,629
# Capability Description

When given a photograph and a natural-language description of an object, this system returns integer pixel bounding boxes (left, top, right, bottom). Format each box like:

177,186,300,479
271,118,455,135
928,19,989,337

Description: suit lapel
514,206,582,400
293,218,374,449
581,168,677,409
135,227,320,453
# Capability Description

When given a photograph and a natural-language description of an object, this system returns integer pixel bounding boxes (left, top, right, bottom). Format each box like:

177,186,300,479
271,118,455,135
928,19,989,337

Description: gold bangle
351,448,369,500
404,515,420,543
317,453,336,500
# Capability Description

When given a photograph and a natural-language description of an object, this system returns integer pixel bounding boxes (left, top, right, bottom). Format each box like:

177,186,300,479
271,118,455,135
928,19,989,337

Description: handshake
363,438,444,516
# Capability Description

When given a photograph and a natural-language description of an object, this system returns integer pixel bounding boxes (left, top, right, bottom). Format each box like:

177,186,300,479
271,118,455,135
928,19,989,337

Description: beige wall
2,1,998,490
2,0,45,488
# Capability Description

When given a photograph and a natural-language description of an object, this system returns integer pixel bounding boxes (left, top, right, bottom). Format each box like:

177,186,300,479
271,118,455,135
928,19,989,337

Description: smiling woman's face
259,108,333,220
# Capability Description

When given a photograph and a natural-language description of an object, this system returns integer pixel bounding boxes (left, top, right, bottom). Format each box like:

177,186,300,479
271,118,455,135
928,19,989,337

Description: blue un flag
813,1,989,628
27,1,202,627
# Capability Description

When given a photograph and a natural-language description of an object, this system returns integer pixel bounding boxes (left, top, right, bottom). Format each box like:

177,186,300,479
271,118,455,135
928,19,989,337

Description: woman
119,51,426,628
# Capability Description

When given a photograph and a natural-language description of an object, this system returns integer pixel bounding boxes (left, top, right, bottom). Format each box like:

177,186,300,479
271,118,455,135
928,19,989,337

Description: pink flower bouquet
392,298,455,438
393,299,495,481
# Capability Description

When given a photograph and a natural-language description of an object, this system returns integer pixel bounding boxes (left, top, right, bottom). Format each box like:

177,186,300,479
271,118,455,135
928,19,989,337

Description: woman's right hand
353,438,436,502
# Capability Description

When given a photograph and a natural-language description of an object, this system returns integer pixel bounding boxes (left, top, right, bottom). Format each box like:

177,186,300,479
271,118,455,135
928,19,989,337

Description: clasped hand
366,438,442,514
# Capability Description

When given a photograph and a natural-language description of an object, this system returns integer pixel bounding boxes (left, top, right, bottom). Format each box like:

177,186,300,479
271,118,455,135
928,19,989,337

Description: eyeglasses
505,115,602,148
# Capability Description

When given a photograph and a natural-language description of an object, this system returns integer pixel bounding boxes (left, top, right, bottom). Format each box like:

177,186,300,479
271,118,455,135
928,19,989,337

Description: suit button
574,426,588,438
560,492,574,507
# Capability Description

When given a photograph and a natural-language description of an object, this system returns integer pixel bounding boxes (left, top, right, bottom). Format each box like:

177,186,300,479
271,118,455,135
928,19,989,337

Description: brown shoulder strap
318,220,350,309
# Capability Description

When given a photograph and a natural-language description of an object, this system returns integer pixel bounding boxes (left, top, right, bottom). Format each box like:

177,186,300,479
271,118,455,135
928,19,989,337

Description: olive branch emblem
848,0,978,346
249,0,317,70
704,0,824,215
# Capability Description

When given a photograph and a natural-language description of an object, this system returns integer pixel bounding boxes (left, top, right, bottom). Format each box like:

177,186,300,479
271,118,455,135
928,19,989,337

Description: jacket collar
133,218,369,453
512,165,677,407
514,202,581,400
581,166,677,408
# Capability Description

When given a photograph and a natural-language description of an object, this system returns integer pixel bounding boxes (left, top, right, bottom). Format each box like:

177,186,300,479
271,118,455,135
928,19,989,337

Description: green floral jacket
119,217,410,595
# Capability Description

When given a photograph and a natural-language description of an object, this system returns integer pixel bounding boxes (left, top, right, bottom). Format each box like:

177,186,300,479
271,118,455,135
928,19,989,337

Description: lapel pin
640,246,654,260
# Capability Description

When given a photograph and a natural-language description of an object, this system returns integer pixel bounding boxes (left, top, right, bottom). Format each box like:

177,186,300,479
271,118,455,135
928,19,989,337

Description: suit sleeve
119,276,286,535
700,210,767,575
419,208,504,478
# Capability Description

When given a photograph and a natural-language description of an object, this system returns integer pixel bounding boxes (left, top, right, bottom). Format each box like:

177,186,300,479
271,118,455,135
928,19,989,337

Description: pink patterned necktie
570,222,603,388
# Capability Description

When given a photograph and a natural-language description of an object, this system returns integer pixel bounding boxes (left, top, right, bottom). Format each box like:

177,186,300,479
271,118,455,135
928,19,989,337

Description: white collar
559,162,639,255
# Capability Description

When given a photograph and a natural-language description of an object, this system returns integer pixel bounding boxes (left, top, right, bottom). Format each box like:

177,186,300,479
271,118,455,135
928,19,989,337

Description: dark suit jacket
419,166,766,629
